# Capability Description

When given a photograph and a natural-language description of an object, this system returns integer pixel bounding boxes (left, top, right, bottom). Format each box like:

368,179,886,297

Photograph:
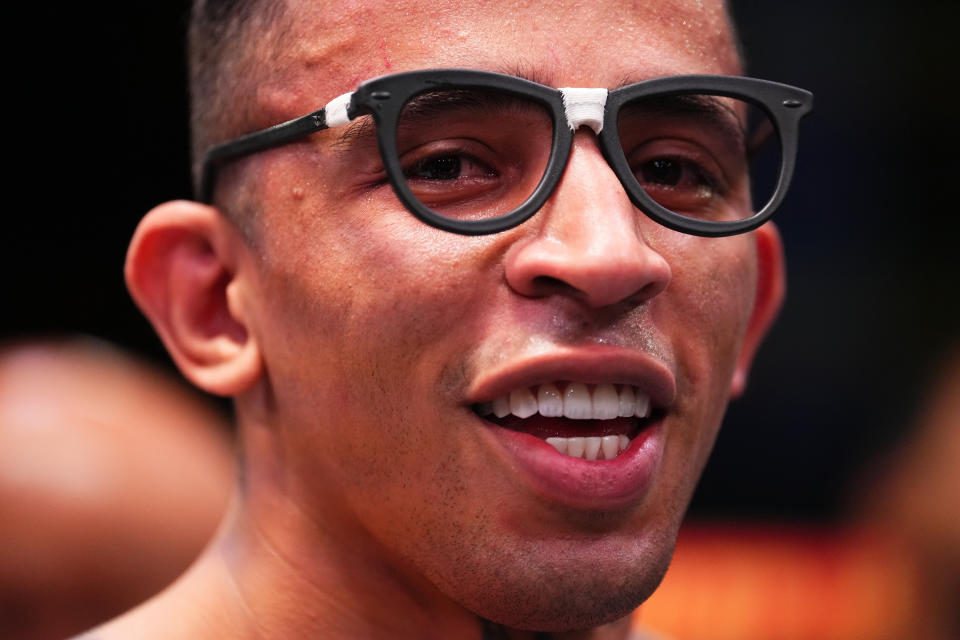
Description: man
89,0,810,637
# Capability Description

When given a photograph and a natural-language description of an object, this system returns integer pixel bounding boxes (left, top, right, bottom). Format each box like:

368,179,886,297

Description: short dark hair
188,0,285,195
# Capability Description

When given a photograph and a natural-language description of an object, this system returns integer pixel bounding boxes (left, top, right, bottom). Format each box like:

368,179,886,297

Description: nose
503,131,672,309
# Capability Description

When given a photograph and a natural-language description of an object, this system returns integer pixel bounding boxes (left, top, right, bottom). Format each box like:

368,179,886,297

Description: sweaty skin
98,1,784,638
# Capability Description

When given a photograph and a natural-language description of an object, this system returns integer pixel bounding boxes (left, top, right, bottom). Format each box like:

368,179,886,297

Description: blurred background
4,1,958,638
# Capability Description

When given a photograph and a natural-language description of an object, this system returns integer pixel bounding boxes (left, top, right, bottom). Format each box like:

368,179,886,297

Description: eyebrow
398,88,536,124
613,70,680,90
331,85,541,149
623,93,748,147
332,115,376,148
493,63,557,88
496,64,687,91
641,93,743,122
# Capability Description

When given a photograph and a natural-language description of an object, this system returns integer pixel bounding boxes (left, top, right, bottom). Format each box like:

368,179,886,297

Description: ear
124,200,262,397
729,222,786,398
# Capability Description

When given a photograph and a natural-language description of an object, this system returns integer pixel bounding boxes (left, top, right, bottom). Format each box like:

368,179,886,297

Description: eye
636,157,713,192
393,127,550,221
397,142,511,218
414,155,461,180
405,152,495,182
626,144,734,220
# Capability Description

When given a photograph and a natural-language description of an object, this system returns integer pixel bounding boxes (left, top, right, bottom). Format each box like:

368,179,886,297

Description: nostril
529,275,575,297
512,255,670,307
634,280,669,304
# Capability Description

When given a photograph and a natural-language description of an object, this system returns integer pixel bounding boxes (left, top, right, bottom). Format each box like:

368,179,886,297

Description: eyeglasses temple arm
199,109,328,203
199,91,357,202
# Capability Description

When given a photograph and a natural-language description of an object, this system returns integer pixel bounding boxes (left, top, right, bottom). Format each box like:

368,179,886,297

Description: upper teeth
479,383,651,420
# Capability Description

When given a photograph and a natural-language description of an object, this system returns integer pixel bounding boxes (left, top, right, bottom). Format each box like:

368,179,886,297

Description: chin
442,525,678,633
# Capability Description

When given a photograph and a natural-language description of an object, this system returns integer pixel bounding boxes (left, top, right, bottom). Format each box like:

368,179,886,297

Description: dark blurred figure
0,337,234,640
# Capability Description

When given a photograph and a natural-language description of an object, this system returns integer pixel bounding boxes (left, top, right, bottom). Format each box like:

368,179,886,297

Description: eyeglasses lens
617,93,780,222
396,88,553,221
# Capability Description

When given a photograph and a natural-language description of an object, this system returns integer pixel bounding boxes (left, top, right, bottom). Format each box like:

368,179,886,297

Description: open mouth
473,382,657,461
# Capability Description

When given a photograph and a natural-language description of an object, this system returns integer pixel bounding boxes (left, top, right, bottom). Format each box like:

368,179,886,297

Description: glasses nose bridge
559,87,608,135
553,87,625,194
551,87,631,209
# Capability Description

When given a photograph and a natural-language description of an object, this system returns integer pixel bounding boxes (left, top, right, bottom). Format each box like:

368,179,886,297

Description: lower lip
480,417,663,512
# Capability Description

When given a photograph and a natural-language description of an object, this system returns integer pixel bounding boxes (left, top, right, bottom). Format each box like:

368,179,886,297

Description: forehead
257,0,738,117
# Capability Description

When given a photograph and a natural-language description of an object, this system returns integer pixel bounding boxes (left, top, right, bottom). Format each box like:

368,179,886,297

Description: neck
213,487,486,639
216,495,633,640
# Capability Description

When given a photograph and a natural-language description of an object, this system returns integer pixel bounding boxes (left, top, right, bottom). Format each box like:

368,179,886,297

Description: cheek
254,180,483,363
245,194,495,485
650,231,757,457
656,230,755,381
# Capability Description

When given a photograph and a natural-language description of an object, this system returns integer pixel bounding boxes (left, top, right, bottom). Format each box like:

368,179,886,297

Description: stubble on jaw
397,491,678,632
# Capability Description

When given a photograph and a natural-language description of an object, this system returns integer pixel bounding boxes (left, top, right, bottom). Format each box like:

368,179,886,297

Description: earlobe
729,222,786,398
125,200,263,397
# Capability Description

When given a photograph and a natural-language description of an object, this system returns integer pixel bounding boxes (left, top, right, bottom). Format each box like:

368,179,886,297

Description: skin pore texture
107,1,785,638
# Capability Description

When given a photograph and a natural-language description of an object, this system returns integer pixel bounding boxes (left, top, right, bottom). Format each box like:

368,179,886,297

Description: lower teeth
545,434,629,460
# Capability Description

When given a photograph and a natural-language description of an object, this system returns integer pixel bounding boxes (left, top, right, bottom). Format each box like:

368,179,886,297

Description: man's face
235,0,756,630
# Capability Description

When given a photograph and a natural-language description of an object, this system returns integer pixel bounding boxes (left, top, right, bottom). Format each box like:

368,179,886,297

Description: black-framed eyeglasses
201,69,812,237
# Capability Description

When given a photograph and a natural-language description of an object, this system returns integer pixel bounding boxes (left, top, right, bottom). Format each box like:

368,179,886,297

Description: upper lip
465,346,677,410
